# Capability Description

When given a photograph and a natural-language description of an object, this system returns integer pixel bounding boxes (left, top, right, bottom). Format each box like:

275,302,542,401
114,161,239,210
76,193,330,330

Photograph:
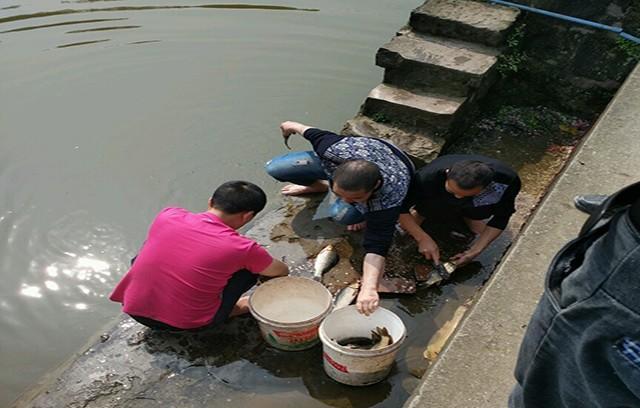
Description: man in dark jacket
399,154,521,266
510,182,640,407
265,121,414,315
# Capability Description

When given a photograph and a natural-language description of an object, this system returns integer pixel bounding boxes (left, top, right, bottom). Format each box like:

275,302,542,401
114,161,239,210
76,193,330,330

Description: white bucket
318,305,406,386
249,276,333,351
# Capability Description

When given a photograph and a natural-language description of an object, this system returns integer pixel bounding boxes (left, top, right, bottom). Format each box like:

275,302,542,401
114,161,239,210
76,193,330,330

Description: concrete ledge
404,62,640,408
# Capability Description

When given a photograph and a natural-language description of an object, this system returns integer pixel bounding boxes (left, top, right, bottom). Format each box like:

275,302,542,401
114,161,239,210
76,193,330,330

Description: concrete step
342,115,446,164
376,29,498,97
362,83,466,131
410,0,520,46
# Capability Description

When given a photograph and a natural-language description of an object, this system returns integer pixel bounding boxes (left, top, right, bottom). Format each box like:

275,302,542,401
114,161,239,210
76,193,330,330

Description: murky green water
0,1,421,404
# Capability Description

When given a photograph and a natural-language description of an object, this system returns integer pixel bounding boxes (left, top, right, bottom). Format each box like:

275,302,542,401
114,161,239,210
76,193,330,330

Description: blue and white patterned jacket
304,128,414,256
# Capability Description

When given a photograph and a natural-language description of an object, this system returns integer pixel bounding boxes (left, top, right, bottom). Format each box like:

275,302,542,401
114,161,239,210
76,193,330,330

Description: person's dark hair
447,161,494,190
333,160,381,192
211,181,267,214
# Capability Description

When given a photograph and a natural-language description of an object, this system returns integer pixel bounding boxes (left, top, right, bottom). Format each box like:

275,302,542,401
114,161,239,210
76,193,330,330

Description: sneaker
573,194,607,214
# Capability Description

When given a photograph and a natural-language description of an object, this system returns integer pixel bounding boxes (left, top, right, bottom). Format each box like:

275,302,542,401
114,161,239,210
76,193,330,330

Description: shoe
573,194,608,214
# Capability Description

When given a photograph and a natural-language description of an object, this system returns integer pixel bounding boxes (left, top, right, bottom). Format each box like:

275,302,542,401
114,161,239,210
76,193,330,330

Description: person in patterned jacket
265,121,414,315
399,154,521,266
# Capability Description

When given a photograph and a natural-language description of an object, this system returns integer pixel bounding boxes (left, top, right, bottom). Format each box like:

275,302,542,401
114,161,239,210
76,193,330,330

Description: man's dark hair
447,161,495,190
333,160,381,192
211,181,267,214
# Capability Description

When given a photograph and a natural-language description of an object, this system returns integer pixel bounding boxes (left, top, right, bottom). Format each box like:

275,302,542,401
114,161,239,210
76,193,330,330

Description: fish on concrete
313,244,339,280
423,303,468,362
333,281,360,309
336,326,393,350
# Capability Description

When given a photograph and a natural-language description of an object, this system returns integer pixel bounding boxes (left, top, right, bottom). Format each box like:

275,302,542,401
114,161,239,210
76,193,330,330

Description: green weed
497,24,527,77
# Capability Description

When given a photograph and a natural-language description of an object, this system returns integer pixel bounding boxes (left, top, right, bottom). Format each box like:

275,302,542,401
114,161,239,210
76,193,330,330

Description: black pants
130,268,258,332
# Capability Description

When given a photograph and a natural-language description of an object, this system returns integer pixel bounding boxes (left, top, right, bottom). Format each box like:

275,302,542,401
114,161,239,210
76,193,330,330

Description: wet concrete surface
13,106,588,408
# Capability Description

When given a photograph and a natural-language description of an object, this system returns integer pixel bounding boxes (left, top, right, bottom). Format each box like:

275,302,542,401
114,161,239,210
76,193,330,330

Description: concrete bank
404,62,640,408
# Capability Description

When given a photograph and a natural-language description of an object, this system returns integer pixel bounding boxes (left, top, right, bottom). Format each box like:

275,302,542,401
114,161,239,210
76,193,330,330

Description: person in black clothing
399,154,521,266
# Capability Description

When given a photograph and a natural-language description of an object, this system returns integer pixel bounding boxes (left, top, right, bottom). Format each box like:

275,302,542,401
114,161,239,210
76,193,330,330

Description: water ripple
3,209,133,308
66,24,140,33
57,38,110,47
63,0,125,3
128,39,160,45
0,4,319,25
0,18,128,33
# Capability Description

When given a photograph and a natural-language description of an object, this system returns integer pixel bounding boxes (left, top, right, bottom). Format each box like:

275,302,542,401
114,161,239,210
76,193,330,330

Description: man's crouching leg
210,269,258,326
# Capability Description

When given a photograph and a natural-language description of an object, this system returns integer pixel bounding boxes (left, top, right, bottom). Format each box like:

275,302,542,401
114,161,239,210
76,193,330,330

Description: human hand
280,121,304,138
417,236,440,264
356,287,379,316
451,248,480,266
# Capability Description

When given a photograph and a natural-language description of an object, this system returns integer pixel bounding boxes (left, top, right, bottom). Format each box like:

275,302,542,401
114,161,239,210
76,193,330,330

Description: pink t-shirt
110,207,273,329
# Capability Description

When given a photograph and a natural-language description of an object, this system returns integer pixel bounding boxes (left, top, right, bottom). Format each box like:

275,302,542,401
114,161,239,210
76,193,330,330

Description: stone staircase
342,0,520,163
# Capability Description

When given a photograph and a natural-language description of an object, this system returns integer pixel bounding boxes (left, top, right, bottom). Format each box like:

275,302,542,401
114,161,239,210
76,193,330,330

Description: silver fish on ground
336,326,393,350
333,281,360,309
313,244,339,280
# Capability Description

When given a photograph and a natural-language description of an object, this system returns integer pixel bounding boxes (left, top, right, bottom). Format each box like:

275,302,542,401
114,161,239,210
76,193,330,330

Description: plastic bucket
249,276,333,351
318,305,406,386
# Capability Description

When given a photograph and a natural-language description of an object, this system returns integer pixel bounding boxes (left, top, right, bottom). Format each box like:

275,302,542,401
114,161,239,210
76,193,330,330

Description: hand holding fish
417,236,440,264
451,247,480,266
280,121,312,150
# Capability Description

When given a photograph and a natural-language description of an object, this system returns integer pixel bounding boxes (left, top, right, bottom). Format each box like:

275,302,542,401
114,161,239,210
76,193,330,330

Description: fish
370,326,393,350
424,261,457,287
337,336,374,349
423,303,468,361
434,261,456,280
284,134,292,150
313,244,339,280
333,281,360,309
336,326,393,350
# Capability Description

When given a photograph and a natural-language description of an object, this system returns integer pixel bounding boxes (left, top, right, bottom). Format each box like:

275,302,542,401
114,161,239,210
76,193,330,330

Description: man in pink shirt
110,181,288,331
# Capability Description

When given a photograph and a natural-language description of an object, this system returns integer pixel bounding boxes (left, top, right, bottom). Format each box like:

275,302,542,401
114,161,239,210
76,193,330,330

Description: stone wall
488,0,640,117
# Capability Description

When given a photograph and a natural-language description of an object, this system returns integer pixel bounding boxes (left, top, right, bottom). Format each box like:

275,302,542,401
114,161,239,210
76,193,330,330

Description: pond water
0,0,421,404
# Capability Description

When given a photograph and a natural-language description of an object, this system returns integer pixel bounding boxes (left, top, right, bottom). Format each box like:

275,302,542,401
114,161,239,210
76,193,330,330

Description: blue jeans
510,190,640,407
265,151,365,225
